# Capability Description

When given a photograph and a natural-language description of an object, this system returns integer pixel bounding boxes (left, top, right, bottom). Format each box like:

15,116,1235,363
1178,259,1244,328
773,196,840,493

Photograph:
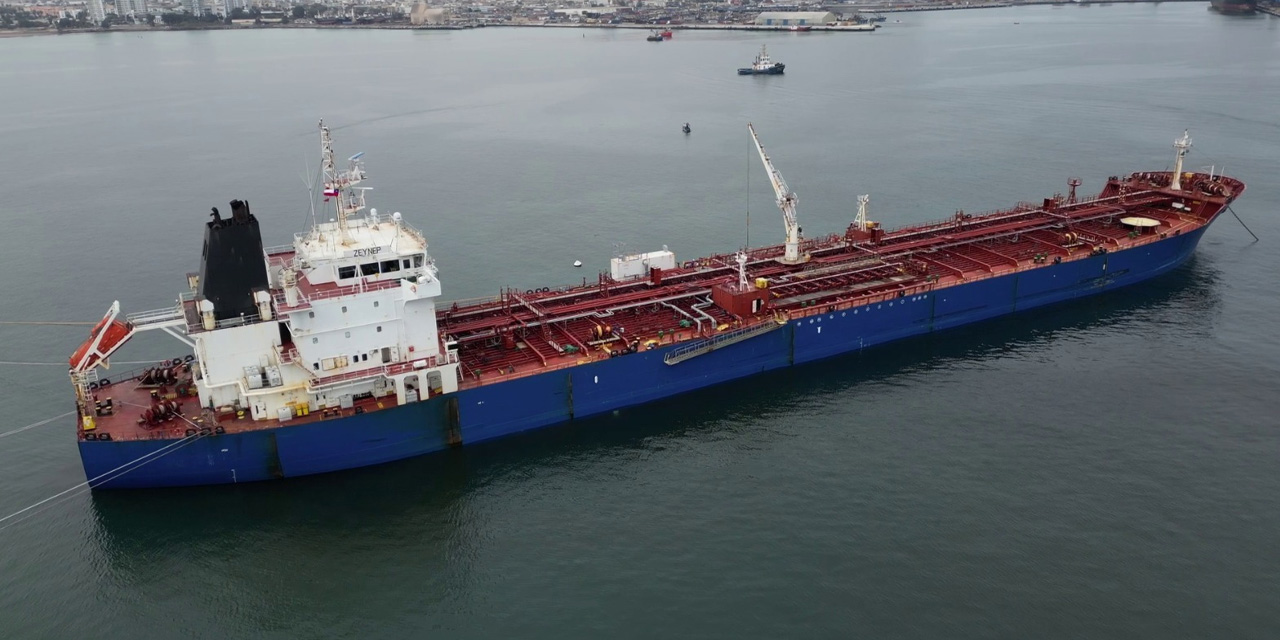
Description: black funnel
198,199,269,322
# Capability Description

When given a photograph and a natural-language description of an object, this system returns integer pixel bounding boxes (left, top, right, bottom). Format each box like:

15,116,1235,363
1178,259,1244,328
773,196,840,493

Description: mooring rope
0,414,211,533
0,321,96,326
0,360,164,367
1227,205,1260,242
0,411,75,439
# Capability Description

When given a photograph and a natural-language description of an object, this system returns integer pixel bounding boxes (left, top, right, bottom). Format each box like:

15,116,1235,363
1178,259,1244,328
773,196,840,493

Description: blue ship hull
80,226,1209,488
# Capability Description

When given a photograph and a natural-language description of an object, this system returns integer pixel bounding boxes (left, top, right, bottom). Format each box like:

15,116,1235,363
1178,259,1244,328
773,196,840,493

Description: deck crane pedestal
748,124,809,265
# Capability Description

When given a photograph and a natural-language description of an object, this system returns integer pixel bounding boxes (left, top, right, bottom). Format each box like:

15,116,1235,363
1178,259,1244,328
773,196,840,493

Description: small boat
788,25,811,32
646,31,663,42
737,45,785,76
682,123,691,134
661,29,673,38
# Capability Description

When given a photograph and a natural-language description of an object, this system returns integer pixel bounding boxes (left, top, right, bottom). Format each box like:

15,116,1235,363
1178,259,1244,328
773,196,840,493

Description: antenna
319,119,347,243
319,119,367,245
301,152,319,230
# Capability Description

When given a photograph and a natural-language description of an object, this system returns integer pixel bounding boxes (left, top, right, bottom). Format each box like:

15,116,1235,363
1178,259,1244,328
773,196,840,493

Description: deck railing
663,320,784,366
126,304,185,329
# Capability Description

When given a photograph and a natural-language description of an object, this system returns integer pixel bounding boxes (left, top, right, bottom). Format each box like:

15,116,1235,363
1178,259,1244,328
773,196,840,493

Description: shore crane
748,124,807,264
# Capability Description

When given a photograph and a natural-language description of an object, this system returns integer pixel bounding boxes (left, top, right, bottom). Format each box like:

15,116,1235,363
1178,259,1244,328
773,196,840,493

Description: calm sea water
1,5,1279,638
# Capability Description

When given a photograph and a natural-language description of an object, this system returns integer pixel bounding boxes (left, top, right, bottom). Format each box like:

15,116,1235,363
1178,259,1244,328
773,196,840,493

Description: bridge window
402,259,411,269
380,260,400,273
413,255,424,268
361,263,379,276
338,266,356,279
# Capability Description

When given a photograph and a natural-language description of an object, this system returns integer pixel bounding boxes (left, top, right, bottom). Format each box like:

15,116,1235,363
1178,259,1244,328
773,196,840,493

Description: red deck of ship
437,172,1243,387
81,360,410,442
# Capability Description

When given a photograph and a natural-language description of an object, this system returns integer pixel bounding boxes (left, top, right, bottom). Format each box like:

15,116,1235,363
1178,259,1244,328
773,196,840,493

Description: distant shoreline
0,0,1225,39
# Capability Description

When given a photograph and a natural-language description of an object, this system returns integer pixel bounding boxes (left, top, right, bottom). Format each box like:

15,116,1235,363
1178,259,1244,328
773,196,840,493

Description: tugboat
738,45,785,75
682,123,691,135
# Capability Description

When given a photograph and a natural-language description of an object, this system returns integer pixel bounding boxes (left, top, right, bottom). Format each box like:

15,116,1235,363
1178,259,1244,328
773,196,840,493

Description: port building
753,11,837,26
410,2,448,24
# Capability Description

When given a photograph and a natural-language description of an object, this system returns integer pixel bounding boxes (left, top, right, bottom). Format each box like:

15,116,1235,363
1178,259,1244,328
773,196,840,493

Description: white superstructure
73,120,459,426
207,120,457,420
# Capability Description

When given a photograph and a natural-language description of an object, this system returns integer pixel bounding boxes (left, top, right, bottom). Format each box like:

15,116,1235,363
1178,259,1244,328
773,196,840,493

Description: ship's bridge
291,212,433,287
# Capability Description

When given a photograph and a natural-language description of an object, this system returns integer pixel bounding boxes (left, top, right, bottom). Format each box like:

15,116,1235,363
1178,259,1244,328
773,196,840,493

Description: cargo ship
69,124,1243,489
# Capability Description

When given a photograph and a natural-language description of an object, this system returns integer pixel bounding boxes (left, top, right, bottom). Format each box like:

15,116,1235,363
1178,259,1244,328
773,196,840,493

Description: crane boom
748,124,805,264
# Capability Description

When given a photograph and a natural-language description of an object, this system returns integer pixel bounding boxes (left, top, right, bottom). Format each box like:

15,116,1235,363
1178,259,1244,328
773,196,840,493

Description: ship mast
735,250,749,291
748,124,806,264
854,194,870,231
1169,129,1192,191
319,119,367,245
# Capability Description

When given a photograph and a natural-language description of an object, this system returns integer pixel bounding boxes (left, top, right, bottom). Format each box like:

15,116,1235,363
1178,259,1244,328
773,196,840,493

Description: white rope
0,321,95,326
0,360,169,366
0,415,213,532
0,411,75,439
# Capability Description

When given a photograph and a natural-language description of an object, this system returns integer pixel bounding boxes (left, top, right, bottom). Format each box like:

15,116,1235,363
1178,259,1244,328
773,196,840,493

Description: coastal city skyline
6,0,1270,35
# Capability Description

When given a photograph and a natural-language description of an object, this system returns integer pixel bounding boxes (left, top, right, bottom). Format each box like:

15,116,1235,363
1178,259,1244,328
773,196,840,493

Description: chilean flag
322,187,340,201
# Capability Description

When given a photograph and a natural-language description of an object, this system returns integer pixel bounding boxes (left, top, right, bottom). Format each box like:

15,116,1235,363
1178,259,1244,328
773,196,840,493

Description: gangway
663,319,785,366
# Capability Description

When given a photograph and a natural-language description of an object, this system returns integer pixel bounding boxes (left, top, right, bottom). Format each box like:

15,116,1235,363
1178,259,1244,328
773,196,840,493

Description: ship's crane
1169,129,1192,191
748,124,807,264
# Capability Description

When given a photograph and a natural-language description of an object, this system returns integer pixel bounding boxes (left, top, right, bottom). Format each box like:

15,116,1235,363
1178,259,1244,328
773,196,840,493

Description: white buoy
573,260,583,268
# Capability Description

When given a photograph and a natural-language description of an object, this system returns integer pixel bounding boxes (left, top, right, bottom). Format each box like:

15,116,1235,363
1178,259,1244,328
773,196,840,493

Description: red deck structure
438,172,1241,387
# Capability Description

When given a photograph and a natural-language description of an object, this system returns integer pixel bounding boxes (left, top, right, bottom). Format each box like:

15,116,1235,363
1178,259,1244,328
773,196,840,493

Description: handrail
187,312,263,334
306,353,447,392
127,305,184,327
664,320,783,366
263,244,296,256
